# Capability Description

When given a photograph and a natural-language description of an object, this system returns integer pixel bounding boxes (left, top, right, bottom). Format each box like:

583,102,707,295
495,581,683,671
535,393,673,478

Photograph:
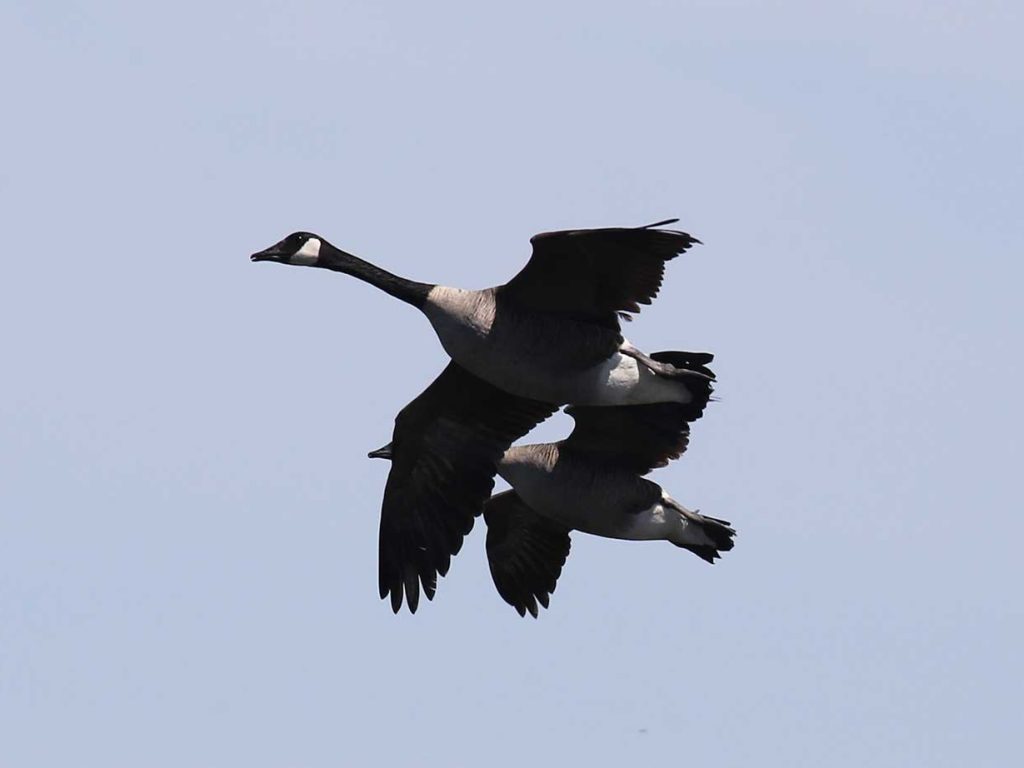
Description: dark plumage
375,363,555,613
484,491,571,618
502,220,700,330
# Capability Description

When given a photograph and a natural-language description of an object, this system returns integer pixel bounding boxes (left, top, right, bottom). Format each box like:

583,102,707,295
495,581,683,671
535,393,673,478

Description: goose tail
646,350,715,420
648,350,715,380
664,498,736,563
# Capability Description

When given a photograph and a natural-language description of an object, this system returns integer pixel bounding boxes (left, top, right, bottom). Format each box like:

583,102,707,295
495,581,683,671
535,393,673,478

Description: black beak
367,442,393,460
250,245,284,262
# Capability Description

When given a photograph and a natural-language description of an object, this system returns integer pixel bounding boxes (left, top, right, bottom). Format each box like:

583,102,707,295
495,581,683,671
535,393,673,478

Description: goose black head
251,232,323,266
367,442,394,460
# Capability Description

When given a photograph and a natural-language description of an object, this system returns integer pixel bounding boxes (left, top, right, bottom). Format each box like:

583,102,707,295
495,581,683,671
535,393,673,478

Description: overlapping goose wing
562,351,715,475
484,490,572,618
379,363,556,613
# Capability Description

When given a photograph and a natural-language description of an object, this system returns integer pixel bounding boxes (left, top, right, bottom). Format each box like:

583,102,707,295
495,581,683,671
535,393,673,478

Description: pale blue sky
2,1,1021,765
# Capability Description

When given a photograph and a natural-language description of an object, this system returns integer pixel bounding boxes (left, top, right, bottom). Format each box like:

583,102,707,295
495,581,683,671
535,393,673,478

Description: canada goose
371,352,733,616
251,220,711,407
488,402,735,617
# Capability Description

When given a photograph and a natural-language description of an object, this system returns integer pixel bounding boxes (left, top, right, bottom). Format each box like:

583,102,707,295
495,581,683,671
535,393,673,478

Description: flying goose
371,352,734,617
250,220,711,407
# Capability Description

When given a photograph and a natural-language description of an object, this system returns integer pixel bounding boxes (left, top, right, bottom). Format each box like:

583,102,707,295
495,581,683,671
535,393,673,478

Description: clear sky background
2,1,1021,765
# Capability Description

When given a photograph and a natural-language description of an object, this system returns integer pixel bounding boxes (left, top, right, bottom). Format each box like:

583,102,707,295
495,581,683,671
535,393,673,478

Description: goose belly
500,459,672,540
529,486,681,543
422,288,691,405
571,353,691,406
458,349,692,406
567,496,680,542
505,471,625,534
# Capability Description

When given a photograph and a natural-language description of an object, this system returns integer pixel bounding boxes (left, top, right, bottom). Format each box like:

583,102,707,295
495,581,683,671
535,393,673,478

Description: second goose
370,352,734,616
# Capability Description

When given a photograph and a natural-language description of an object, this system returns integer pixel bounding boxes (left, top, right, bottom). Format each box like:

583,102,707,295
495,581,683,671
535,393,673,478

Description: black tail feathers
650,350,715,380
675,514,736,564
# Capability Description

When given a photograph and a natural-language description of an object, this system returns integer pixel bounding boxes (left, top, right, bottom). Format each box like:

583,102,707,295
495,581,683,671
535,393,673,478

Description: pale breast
499,450,658,537
422,286,496,357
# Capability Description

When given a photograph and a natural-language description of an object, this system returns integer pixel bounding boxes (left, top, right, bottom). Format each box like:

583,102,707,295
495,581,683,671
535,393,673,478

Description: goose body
497,445,712,544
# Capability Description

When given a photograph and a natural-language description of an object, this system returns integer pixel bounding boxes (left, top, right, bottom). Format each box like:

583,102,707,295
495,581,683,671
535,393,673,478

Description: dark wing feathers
561,403,692,475
379,363,556,613
500,220,700,326
484,491,572,618
562,350,715,475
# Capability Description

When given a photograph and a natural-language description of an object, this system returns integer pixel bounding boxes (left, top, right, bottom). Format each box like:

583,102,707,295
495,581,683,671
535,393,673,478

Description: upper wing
561,350,715,475
499,219,700,327
378,363,556,613
483,490,572,618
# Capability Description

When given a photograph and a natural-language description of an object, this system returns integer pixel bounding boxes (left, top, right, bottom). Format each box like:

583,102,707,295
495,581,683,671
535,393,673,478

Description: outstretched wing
483,490,572,618
562,350,715,475
499,219,700,328
378,363,556,613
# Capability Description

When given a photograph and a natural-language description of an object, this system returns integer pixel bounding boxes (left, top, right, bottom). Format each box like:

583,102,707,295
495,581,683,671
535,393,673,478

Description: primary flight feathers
375,362,555,614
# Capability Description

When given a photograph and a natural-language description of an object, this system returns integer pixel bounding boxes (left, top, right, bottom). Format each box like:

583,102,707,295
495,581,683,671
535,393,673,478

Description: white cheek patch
291,237,321,265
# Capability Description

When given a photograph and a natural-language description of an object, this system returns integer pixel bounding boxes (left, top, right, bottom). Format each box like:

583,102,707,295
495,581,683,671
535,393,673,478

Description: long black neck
316,240,434,308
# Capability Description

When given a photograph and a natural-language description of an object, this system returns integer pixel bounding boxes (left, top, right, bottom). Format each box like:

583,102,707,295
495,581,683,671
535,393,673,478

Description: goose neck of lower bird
317,242,434,308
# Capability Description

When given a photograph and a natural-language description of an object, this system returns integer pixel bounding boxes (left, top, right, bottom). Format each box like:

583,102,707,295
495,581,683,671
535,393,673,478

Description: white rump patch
292,237,321,265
